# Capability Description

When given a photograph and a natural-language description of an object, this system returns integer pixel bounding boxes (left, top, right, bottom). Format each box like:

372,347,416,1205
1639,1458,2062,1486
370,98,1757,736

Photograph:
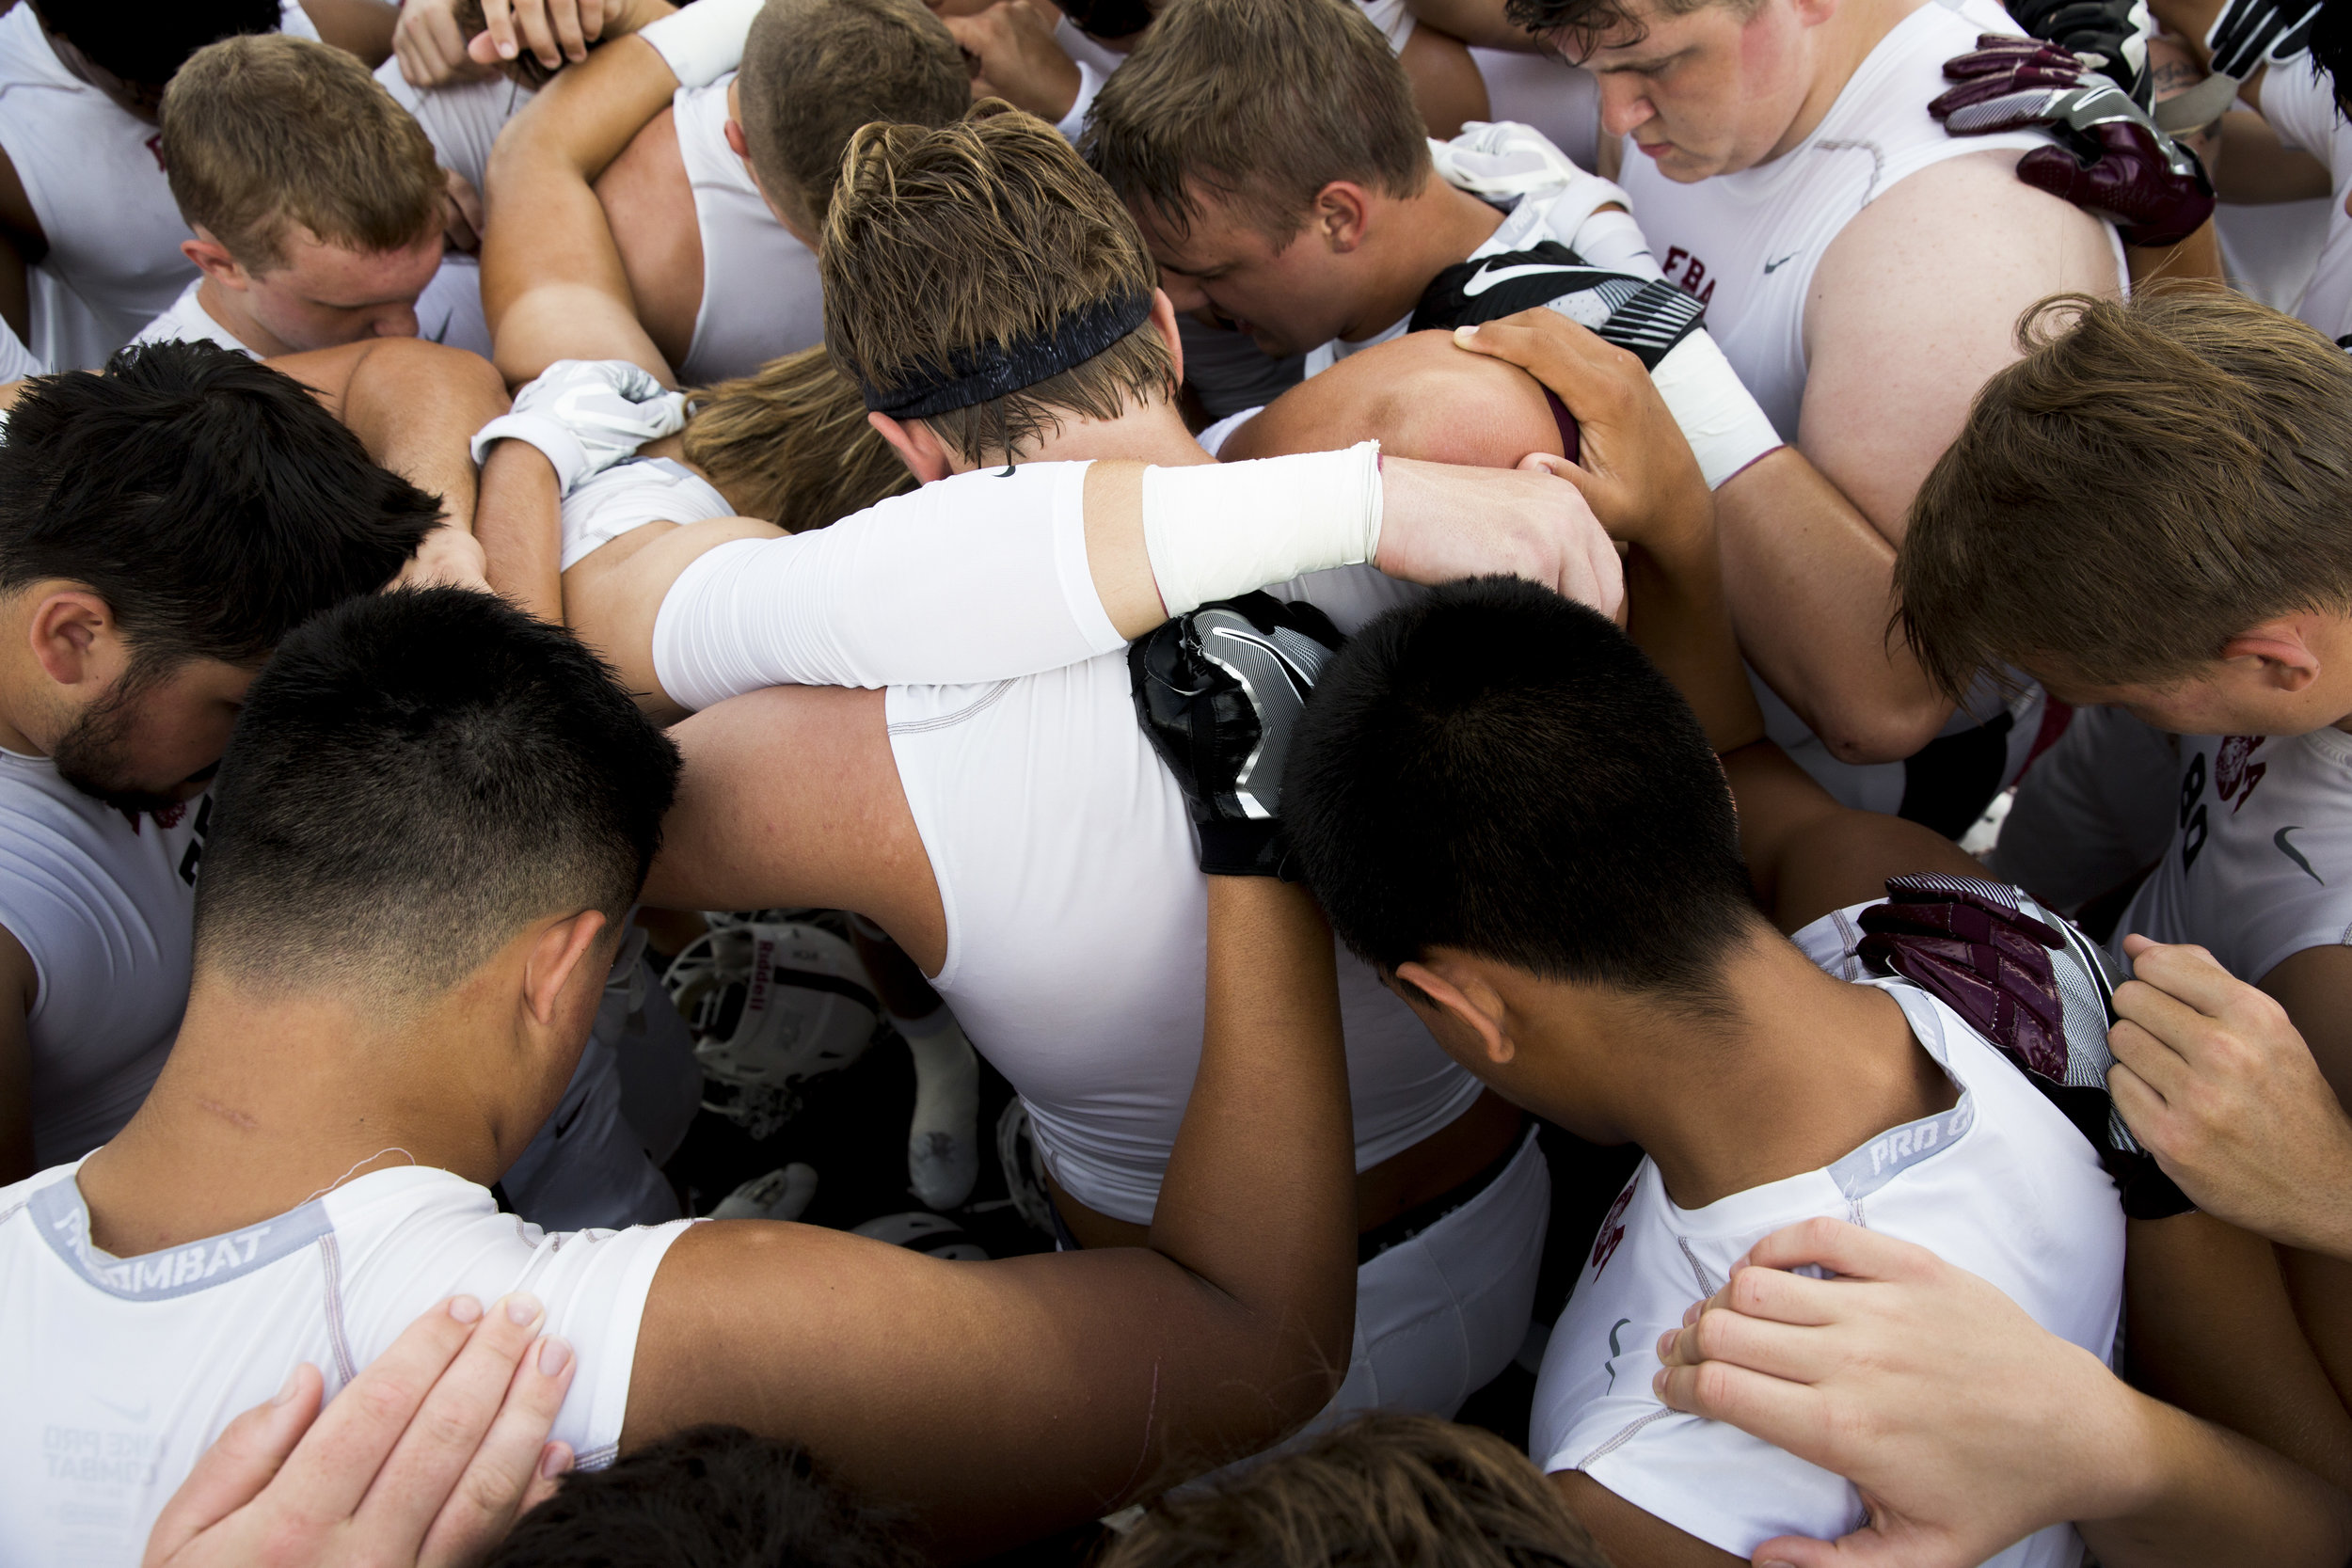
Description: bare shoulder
1232,330,1562,467
1814,148,2119,304
596,107,701,371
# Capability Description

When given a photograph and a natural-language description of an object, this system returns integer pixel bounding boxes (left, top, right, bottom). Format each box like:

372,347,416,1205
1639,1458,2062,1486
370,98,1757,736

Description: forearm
481,36,679,385
1715,448,1952,762
336,341,510,533
1622,493,1764,753
2081,1394,2352,1568
1150,879,1355,1422
473,443,564,622
1405,0,1537,50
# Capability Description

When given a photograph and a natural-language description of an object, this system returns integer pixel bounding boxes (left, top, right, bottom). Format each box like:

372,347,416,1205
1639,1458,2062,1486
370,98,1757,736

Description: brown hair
684,346,914,531
1900,286,2352,695
736,0,969,232
1502,0,1764,59
160,33,443,271
1080,0,1429,245
820,103,1177,466
1099,1413,1610,1568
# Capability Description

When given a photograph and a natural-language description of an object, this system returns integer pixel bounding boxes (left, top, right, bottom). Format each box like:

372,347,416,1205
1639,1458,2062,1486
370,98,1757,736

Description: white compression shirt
2115,727,2352,986
673,76,824,386
0,1162,688,1565
0,756,206,1171
376,60,532,196
2253,56,2352,343
561,456,736,570
0,1,318,371
1532,923,2122,1566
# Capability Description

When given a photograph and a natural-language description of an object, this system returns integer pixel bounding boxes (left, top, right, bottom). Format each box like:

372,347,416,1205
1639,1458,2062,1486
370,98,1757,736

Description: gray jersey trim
30,1177,332,1301
1823,988,1978,1202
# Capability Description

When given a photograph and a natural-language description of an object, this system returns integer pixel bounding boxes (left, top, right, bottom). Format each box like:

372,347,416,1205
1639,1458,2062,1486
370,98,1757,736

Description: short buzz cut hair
735,0,968,230
821,103,1178,466
1284,577,1762,1009
1503,0,1765,59
161,34,445,272
1080,0,1430,245
1899,288,2352,696
193,589,682,1007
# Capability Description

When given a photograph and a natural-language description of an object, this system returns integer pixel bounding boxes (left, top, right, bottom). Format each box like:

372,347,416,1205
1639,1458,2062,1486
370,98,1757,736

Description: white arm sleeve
652,461,1122,710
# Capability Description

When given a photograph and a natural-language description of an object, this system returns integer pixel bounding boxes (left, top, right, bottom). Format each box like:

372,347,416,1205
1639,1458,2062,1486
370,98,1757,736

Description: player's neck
0,612,56,757
1337,180,1507,346
74,978,517,1255
194,277,294,359
996,397,1214,467
1763,0,1927,164
1573,935,1955,1210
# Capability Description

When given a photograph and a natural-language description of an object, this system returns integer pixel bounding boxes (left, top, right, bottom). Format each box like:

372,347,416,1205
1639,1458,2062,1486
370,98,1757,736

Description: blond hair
1101,1414,1609,1568
1081,0,1430,245
161,34,443,271
683,347,914,531
820,103,1177,466
1900,285,2352,693
737,0,969,231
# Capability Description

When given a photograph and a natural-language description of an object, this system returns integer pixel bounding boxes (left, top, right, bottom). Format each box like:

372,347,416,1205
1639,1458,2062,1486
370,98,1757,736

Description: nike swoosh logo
1463,261,1585,296
92,1394,151,1422
1763,252,1799,274
2277,826,2326,885
1604,1316,1633,1393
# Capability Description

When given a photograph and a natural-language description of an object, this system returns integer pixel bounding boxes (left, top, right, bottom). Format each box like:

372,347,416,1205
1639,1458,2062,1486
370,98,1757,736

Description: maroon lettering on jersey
1589,1180,1636,1276
145,133,167,173
2217,735,2267,813
1661,247,1716,307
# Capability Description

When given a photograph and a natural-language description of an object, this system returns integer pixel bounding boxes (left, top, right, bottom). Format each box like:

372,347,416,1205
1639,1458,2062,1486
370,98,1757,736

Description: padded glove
1129,593,1346,879
1933,36,2215,246
470,358,690,495
2007,0,2154,103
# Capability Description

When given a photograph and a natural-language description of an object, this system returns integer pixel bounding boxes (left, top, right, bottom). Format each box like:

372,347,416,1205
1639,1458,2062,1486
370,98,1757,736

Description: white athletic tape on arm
1559,208,1658,279
639,0,762,88
1141,442,1384,617
1648,332,1782,490
651,461,1122,711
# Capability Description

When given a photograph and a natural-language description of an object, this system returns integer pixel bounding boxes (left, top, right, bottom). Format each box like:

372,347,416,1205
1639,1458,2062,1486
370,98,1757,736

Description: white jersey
2252,57,2352,343
0,1,318,371
560,456,736,569
672,76,823,387
1618,0,2106,440
1531,959,2123,1567
2115,726,2352,985
376,59,532,196
0,1161,687,1566
0,753,206,1170
130,264,494,361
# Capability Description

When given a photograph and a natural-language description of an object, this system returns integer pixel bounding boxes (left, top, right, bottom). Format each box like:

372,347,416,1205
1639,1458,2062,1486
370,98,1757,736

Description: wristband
1141,442,1383,616
639,0,762,87
469,409,588,492
1645,333,1783,490
1561,207,1660,278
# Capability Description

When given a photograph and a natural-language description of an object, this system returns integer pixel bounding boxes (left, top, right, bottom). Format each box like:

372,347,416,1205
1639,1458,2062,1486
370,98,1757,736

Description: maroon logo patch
2217,735,2267,814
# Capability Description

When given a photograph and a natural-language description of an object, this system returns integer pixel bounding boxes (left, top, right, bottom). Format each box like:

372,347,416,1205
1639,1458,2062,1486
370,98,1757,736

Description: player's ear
181,229,246,290
1313,182,1374,254
1392,957,1516,1067
1148,289,1185,388
866,412,956,483
24,590,119,690
2221,617,2324,693
520,909,610,1030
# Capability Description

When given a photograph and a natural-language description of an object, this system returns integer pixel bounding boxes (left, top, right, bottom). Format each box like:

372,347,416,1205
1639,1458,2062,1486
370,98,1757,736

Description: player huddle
3,0,2352,1562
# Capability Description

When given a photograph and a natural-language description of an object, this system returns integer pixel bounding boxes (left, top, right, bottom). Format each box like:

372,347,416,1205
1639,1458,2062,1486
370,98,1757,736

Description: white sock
899,1009,980,1211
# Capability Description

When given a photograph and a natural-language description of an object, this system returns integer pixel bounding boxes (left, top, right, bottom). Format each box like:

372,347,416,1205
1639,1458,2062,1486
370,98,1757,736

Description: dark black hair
2312,0,2352,116
1283,577,1760,1005
484,1425,920,1568
0,341,442,678
193,588,683,999
30,0,280,92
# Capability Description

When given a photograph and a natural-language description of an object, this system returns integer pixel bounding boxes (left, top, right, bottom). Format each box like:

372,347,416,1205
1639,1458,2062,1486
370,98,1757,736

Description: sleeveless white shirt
1618,0,2115,441
672,76,823,387
0,1,319,372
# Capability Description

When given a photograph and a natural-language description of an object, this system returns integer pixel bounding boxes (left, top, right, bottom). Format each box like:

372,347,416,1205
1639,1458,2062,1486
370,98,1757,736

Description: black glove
1129,592,1346,878
2007,0,2154,103
2204,0,2321,80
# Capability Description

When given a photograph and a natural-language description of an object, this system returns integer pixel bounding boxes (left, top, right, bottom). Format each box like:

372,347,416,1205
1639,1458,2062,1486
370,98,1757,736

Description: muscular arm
1398,21,1491,139
300,0,401,64
622,867,1355,1556
1741,151,2121,764
1405,0,1540,51
481,35,681,386
0,926,35,1185
1221,329,1567,468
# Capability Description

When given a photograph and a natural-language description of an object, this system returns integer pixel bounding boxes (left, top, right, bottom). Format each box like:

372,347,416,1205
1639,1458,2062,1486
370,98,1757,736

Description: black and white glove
1129,593,1346,879
2204,0,2321,80
2008,0,2155,103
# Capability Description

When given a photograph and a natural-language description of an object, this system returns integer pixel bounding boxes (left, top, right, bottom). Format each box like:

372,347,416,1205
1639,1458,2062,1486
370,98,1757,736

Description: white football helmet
665,920,880,1135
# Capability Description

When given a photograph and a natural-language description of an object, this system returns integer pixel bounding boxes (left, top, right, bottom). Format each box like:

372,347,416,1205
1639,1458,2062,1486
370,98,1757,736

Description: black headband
859,292,1155,420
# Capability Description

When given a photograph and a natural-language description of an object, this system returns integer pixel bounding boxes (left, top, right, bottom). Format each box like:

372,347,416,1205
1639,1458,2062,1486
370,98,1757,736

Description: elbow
1814,694,1956,767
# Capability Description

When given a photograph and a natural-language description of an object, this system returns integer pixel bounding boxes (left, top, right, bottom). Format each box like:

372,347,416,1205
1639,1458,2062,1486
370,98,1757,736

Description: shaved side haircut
736,0,968,231
1081,0,1429,245
1899,288,2352,695
162,33,445,271
193,589,681,1008
822,103,1177,465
